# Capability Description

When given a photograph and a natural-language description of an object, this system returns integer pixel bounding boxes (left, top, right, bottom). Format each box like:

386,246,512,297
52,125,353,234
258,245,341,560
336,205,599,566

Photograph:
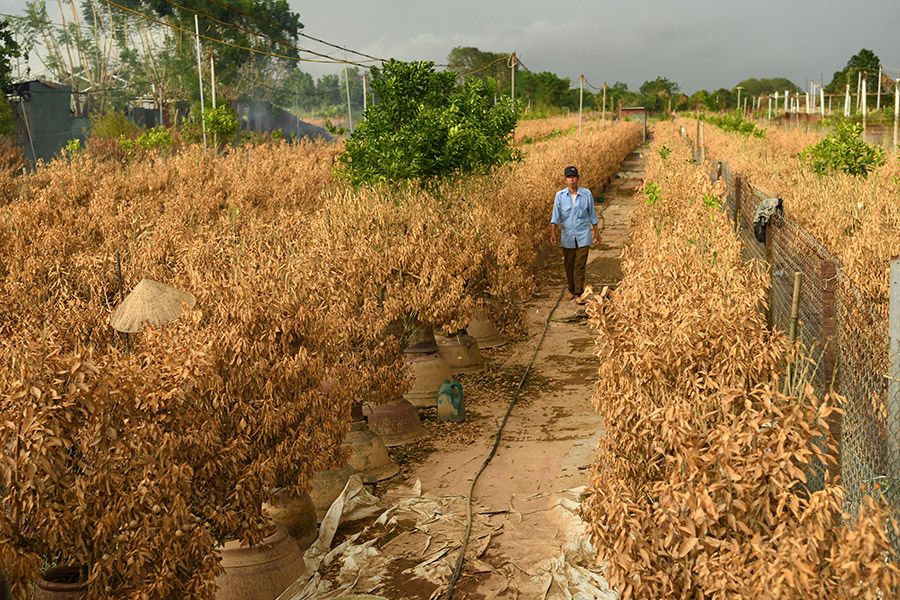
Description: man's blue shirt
550,187,597,249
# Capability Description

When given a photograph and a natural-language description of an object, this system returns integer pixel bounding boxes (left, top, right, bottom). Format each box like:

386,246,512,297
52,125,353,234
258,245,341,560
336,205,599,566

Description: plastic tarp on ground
278,476,615,600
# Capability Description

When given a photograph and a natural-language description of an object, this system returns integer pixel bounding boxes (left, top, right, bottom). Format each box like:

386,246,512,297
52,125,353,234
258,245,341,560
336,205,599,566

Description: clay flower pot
344,420,398,481
403,351,451,408
363,400,427,447
467,310,505,349
214,527,303,600
34,566,87,600
310,465,357,521
263,490,318,551
436,333,481,372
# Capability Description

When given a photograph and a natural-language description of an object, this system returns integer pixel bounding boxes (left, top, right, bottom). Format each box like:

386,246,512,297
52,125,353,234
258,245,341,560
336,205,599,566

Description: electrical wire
443,285,566,599
449,54,513,78
584,78,605,92
199,0,388,63
94,0,373,67
156,0,379,65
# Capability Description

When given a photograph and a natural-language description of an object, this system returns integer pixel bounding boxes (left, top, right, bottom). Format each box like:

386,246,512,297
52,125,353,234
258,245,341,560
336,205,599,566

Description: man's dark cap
564,165,579,178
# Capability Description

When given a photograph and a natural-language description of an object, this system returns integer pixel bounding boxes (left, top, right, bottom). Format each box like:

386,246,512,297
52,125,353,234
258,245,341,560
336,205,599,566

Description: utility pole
735,85,743,110
210,56,217,109
857,70,862,112
578,75,584,135
844,83,851,117
894,78,899,153
862,76,868,134
362,72,368,114
344,64,353,132
602,82,607,129
877,65,883,111
510,52,517,104
210,54,217,147
193,14,207,149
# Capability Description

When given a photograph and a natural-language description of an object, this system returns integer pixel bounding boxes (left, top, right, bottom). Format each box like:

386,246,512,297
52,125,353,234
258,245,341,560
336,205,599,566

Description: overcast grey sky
5,0,900,92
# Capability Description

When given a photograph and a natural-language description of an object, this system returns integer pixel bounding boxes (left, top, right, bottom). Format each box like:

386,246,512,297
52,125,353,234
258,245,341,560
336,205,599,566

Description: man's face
566,175,579,188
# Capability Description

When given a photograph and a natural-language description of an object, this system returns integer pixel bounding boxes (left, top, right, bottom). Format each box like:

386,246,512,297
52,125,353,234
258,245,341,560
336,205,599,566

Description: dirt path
286,147,647,600
392,147,647,597
406,147,644,504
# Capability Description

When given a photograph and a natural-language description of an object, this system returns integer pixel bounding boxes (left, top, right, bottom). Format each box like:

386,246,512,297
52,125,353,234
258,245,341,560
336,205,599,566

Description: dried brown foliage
514,115,580,143
684,118,900,304
584,123,900,599
0,122,641,597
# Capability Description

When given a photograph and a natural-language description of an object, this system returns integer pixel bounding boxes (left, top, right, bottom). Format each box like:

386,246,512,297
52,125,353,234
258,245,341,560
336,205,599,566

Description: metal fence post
820,258,840,477
820,259,838,389
889,257,900,478
765,213,774,331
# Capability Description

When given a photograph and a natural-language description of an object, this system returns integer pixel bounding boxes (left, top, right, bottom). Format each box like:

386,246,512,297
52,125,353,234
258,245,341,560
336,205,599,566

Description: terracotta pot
467,310,505,349
363,400,427,446
263,490,317,550
214,528,303,600
406,324,438,354
344,420,399,481
403,351,451,408
310,465,356,521
436,333,481,372
35,566,87,600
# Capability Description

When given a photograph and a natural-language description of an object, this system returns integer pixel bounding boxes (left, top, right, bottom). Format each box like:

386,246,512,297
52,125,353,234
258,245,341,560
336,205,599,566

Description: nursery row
584,122,899,599
0,121,643,597
682,117,900,304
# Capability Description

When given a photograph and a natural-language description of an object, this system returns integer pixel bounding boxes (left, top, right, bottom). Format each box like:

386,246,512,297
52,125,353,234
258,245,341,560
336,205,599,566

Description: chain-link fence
701,150,897,524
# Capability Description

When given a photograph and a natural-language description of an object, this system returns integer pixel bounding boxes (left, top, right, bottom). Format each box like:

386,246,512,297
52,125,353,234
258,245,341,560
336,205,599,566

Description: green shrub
0,98,15,137
339,59,520,185
90,110,141,139
181,104,240,145
703,111,766,138
119,126,174,155
801,121,885,178
64,138,82,155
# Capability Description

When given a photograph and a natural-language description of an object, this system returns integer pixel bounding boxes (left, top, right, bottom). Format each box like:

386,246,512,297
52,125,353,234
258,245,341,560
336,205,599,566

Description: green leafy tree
447,46,510,90
603,82,639,111
339,60,520,186
825,48,880,94
734,77,800,96
639,77,680,112
801,121,885,177
0,17,23,90
518,70,581,111
139,0,303,93
0,17,23,136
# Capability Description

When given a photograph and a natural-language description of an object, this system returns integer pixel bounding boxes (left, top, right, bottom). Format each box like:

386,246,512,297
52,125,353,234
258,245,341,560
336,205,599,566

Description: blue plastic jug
436,380,465,422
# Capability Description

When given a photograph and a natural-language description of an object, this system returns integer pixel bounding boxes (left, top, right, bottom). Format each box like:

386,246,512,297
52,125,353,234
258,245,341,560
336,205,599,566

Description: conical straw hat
109,279,196,333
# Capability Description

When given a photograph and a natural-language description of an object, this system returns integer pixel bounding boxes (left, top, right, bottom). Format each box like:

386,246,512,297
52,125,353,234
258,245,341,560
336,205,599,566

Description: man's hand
549,225,559,245
592,230,601,246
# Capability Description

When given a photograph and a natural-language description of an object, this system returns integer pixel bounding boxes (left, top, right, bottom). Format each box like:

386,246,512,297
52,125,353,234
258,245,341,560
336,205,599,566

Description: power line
448,54,513,78
198,0,387,63
156,0,379,66
95,0,374,67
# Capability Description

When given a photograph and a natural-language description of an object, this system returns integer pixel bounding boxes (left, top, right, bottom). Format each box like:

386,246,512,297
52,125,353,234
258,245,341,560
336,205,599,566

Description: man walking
549,165,601,304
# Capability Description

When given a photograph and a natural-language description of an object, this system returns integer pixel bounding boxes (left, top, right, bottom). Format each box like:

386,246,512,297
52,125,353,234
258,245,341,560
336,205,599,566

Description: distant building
6,80,89,164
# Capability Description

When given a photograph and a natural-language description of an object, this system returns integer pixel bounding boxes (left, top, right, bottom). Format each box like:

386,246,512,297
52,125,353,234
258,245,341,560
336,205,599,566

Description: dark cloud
6,0,899,92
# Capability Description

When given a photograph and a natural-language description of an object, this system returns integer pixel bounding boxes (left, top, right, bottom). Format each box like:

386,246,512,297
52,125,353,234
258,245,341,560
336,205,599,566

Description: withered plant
584,123,900,599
